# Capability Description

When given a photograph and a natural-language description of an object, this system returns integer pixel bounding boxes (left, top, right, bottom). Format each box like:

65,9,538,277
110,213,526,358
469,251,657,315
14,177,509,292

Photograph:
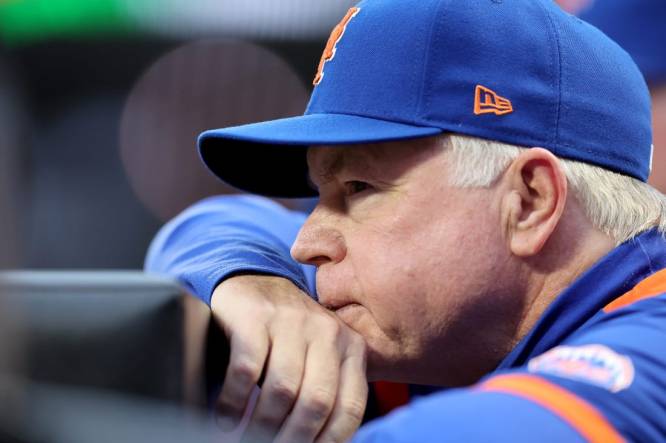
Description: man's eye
344,181,371,196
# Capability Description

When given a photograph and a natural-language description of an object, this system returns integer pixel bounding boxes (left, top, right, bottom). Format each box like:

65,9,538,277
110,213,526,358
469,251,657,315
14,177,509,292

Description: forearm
145,195,315,304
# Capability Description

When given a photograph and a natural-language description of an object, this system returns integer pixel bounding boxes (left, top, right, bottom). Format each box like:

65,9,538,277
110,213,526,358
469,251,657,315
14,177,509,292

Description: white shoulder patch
527,344,635,393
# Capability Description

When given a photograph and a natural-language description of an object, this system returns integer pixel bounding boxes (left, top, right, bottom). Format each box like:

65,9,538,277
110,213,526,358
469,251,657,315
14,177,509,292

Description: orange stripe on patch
604,268,666,313
478,374,624,443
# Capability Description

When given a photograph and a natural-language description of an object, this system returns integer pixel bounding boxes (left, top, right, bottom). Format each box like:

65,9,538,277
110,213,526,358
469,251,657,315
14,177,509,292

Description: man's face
291,136,527,386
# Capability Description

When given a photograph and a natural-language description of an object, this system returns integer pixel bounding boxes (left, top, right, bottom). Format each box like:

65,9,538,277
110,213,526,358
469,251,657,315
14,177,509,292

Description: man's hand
211,275,368,443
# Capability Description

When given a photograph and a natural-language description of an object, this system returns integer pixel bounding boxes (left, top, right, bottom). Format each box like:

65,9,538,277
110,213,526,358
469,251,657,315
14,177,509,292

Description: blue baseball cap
580,0,666,86
199,0,653,198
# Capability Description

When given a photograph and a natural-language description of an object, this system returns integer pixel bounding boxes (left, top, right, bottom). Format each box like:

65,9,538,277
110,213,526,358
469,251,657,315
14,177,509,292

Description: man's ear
501,148,568,257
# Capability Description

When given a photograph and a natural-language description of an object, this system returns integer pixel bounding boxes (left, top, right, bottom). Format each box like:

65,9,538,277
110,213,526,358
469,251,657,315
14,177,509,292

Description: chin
362,339,417,383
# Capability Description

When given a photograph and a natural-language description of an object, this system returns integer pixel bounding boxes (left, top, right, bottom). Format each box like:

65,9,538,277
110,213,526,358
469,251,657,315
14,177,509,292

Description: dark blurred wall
10,41,173,268
26,95,162,268
6,38,320,269
0,55,26,268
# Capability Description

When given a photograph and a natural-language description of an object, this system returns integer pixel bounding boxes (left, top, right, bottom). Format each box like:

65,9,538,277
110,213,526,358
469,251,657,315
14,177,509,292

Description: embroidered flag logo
313,7,361,86
527,344,635,393
474,85,513,116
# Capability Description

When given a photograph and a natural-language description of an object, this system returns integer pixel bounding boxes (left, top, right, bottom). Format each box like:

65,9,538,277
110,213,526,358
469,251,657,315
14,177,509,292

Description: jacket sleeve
144,195,316,305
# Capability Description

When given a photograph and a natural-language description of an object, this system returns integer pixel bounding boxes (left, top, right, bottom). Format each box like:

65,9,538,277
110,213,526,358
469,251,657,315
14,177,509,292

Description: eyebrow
308,149,373,187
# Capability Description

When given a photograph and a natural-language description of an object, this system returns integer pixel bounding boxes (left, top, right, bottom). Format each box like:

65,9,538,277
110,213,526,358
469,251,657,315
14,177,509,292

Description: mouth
322,300,357,310
332,302,362,315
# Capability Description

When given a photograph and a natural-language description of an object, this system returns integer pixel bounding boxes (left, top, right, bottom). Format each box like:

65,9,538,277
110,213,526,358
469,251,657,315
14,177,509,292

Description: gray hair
444,134,666,244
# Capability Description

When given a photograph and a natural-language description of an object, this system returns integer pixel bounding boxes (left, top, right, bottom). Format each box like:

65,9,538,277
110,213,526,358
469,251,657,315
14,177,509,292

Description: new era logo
474,85,513,116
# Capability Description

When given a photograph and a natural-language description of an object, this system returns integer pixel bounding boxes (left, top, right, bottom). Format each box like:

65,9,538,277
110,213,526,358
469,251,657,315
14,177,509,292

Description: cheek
344,216,455,335
346,191,503,332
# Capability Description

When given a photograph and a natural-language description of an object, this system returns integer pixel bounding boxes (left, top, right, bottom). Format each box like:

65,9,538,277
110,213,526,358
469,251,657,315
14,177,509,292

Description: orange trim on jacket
604,268,666,313
478,374,624,443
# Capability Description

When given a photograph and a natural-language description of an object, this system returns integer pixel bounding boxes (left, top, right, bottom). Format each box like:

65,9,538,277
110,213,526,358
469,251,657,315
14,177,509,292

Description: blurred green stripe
0,0,136,46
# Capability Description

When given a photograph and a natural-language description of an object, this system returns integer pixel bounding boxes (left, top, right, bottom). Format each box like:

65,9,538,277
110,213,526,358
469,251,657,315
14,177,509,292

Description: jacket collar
497,228,666,370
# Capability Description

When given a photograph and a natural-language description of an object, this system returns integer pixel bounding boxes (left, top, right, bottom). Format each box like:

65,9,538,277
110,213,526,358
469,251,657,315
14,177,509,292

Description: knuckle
216,396,245,415
289,420,320,438
277,306,307,325
302,388,336,420
325,315,342,332
340,399,366,424
316,316,342,339
229,359,262,385
265,378,300,405
252,409,283,428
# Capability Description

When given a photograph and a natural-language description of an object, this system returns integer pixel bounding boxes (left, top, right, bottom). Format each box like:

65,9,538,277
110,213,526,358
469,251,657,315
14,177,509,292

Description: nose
291,208,347,267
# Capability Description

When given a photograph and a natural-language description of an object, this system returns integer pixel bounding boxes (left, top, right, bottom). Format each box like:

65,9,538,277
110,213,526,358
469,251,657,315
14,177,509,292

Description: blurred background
0,0,357,270
0,0,663,271
0,0,664,441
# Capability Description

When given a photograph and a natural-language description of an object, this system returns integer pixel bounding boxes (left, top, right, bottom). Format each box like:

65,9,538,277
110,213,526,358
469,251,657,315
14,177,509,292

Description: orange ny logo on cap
474,85,513,116
313,7,361,86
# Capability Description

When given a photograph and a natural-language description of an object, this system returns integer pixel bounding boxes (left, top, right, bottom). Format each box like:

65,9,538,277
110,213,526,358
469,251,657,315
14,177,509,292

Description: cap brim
198,113,442,198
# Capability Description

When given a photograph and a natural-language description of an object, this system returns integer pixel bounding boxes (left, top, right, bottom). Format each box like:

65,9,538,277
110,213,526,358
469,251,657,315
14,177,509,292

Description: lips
317,287,358,311
321,301,358,311
333,302,362,314
316,280,356,311
322,300,358,311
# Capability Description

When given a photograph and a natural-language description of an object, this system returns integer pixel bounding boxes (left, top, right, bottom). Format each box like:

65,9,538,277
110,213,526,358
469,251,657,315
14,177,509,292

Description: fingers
274,322,344,443
242,319,307,443
210,275,368,443
216,329,270,430
315,336,368,443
